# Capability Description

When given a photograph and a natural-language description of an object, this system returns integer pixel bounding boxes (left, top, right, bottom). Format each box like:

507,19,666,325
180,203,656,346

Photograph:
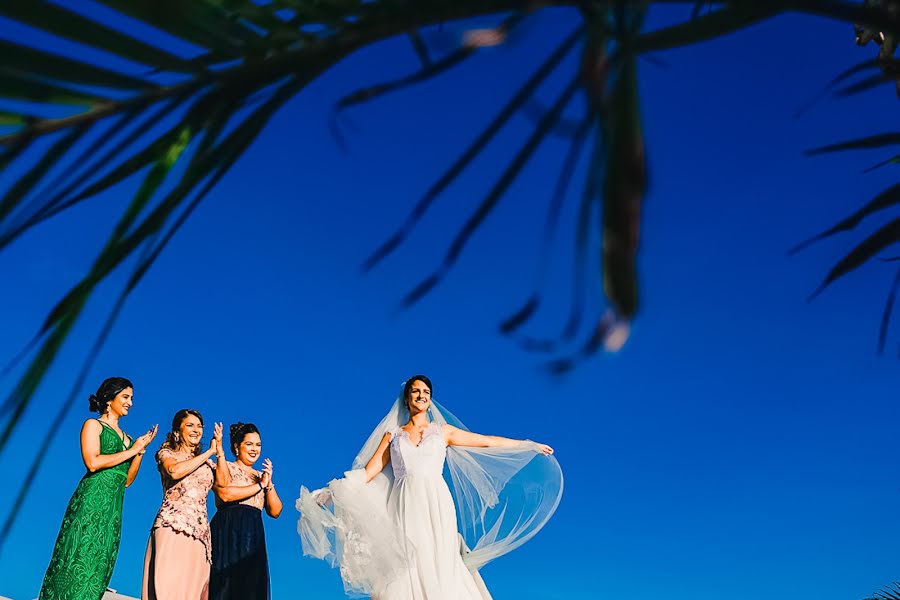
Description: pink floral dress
151,448,215,562
214,462,265,510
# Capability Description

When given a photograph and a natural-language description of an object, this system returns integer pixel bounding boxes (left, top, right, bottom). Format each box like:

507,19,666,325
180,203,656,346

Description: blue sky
2,4,900,600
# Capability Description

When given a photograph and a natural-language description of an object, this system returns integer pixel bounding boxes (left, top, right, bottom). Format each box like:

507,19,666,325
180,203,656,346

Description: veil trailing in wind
296,388,564,598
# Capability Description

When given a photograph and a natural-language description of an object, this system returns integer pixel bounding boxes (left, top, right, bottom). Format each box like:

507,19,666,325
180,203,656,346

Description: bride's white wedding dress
379,423,489,599
297,396,562,600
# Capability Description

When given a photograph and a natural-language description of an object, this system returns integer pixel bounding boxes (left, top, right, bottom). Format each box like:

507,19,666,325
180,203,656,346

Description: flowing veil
296,387,564,597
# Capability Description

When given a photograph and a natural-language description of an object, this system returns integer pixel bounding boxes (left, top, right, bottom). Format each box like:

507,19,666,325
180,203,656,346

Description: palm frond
868,581,900,600
499,115,593,340
401,74,584,306
9,0,900,546
361,25,586,272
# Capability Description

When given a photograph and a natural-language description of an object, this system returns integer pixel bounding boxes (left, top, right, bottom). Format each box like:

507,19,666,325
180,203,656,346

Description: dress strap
95,419,126,445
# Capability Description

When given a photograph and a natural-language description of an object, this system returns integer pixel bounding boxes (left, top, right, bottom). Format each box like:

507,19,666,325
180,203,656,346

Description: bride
297,375,563,599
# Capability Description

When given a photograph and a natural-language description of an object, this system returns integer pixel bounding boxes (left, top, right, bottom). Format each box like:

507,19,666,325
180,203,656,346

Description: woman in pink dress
142,409,230,600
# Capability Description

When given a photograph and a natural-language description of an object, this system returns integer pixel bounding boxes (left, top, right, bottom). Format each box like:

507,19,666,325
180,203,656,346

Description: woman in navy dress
209,423,282,599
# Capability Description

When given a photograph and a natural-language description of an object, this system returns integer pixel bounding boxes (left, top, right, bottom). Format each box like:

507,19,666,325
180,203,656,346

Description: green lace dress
39,421,133,600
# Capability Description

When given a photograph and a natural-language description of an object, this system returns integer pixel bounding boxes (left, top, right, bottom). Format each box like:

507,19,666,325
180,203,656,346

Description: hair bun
229,422,244,437
88,393,100,412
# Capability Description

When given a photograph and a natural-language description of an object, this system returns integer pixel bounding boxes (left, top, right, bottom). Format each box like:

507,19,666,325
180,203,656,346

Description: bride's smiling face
407,379,432,415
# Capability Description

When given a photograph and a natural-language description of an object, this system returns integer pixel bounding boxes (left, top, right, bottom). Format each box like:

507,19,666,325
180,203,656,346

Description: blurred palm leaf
5,0,900,549
866,581,900,600
796,3,900,358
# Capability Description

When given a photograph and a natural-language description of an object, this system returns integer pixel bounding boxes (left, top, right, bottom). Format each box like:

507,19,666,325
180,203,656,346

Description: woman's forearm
446,425,524,449
213,455,231,488
84,447,140,472
124,452,144,487
215,483,262,503
166,449,214,480
483,435,521,448
265,487,283,518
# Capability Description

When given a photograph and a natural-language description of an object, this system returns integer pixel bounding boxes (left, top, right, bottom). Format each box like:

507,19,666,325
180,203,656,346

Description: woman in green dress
39,377,158,600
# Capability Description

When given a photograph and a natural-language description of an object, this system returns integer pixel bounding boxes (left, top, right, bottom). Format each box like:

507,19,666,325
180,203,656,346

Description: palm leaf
789,182,900,254
361,25,585,272
807,132,900,155
794,58,881,117
7,4,900,542
0,0,206,73
94,0,266,58
402,74,584,306
0,68,109,106
808,215,900,300
336,13,525,111
499,115,593,338
0,100,184,248
878,267,900,354
0,125,90,223
0,127,195,446
0,40,154,90
869,582,900,600
601,54,645,319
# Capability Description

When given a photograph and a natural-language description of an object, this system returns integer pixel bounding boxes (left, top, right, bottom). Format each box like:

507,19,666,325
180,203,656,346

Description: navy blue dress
210,463,270,600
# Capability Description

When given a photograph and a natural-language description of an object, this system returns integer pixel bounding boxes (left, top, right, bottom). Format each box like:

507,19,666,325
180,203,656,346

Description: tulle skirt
298,470,489,599
377,473,490,600
209,504,269,600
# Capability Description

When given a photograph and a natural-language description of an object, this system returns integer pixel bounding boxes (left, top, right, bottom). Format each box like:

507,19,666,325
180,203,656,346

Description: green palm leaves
867,582,900,600
6,0,900,555
0,0,547,550
0,1,534,459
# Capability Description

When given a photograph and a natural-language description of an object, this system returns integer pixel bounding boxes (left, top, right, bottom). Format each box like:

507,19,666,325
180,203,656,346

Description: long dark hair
160,409,204,457
229,422,260,458
88,377,133,414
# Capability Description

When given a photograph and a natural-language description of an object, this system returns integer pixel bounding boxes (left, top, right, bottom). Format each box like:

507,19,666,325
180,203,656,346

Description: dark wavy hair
88,377,133,414
229,422,260,458
403,375,433,408
160,409,205,457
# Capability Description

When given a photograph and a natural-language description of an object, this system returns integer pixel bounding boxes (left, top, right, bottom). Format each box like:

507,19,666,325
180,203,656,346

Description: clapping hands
134,424,158,455
209,422,225,455
259,458,274,490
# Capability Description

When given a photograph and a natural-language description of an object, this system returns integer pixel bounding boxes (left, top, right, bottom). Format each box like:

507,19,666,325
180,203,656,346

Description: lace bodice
214,461,265,510
151,448,215,562
389,423,447,482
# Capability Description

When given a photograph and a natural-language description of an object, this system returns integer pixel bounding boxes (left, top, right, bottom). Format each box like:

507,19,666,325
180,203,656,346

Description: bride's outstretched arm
363,432,392,483
444,425,554,455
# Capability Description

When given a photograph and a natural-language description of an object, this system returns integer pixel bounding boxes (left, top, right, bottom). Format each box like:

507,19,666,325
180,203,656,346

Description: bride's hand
312,488,333,507
535,443,554,455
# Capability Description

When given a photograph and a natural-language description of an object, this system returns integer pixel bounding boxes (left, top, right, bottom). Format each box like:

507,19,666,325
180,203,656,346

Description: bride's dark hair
229,422,260,457
88,377,133,414
160,409,205,457
403,375,433,406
